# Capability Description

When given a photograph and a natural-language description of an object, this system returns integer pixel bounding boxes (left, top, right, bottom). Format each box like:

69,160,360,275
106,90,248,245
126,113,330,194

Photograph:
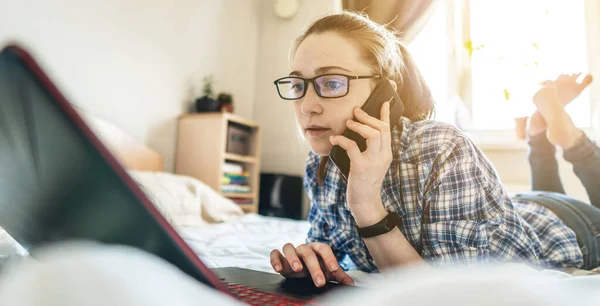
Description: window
409,0,592,132
469,0,589,130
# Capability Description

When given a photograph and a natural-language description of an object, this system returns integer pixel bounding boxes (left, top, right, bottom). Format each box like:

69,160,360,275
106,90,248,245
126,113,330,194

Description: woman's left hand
329,100,393,214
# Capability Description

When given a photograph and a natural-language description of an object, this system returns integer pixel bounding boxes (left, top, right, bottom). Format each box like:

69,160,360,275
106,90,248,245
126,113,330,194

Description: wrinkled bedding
180,214,310,273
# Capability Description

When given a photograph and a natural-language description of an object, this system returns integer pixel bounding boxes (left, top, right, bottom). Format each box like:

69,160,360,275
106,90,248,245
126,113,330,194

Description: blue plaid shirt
304,118,583,272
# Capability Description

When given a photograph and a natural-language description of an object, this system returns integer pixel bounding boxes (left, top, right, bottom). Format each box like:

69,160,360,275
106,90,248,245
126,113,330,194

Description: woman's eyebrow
288,66,352,77
315,66,352,74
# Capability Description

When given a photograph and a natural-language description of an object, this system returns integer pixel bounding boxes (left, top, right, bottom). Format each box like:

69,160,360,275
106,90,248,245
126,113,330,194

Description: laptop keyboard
224,282,313,305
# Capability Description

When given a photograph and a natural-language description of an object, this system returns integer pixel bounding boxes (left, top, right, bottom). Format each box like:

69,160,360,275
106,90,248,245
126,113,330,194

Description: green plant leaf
464,40,473,58
202,75,214,97
503,89,510,101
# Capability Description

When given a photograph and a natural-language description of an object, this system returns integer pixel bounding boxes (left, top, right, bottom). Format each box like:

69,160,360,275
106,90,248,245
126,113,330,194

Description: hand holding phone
329,79,404,180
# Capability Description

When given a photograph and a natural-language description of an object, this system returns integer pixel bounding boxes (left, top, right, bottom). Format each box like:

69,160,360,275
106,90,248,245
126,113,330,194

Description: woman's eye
326,81,342,89
291,83,304,92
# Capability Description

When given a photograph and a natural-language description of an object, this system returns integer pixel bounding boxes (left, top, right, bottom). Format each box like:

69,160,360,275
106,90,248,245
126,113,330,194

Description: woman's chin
309,142,333,156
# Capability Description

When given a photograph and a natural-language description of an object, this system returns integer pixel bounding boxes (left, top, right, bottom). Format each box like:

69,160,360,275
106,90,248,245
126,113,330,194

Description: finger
310,243,339,273
282,243,303,272
380,100,391,126
380,101,392,148
345,120,380,152
331,269,355,286
582,74,594,87
297,245,326,287
354,106,389,132
330,135,363,161
270,249,284,272
270,249,298,276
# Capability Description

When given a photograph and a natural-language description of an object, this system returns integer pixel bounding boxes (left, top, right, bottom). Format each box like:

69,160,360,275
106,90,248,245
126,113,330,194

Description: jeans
521,132,600,269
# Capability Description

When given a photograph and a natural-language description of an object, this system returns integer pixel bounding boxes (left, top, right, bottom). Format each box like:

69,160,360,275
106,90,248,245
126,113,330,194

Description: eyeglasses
273,74,381,100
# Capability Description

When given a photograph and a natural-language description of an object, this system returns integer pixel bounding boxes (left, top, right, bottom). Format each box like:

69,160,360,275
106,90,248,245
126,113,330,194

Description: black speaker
258,173,303,220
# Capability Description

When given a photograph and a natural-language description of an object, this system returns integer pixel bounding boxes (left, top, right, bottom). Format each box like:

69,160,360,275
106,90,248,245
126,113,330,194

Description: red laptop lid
0,43,228,294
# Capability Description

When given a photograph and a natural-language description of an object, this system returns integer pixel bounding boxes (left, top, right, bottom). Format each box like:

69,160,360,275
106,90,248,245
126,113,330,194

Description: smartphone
329,79,405,180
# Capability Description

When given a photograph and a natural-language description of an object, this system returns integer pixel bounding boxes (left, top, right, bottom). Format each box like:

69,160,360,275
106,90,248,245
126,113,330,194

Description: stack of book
221,162,251,195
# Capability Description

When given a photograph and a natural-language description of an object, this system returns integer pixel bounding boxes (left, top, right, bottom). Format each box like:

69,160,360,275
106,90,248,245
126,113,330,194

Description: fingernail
274,264,281,272
329,263,338,271
316,276,325,286
293,262,301,271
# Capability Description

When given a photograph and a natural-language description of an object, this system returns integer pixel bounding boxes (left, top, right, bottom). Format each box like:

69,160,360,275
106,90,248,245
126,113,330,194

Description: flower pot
219,103,234,113
514,116,528,140
195,96,219,113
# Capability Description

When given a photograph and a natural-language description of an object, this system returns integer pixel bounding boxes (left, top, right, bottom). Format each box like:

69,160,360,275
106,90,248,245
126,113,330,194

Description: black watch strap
356,211,402,238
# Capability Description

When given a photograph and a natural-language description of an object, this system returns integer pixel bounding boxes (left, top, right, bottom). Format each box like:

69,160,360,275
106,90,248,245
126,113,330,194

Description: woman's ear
389,80,398,91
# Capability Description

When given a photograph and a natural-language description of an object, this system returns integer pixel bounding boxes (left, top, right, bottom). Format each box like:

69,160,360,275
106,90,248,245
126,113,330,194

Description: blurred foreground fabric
0,241,599,306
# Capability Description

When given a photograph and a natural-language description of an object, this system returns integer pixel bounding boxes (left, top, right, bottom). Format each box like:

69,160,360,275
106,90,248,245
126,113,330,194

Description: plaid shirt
304,118,583,272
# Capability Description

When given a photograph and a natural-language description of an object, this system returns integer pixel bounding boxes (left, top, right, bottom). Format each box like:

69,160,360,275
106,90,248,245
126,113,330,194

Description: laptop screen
0,46,221,290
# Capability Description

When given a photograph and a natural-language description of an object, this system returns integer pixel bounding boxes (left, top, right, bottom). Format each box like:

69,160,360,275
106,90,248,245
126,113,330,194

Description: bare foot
532,87,583,149
554,73,593,104
525,73,593,138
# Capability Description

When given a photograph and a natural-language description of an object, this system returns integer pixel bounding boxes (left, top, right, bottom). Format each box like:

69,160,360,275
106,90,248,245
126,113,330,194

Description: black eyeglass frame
273,74,381,100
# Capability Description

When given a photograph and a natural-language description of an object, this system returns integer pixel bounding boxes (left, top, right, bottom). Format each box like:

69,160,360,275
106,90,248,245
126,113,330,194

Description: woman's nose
300,83,324,115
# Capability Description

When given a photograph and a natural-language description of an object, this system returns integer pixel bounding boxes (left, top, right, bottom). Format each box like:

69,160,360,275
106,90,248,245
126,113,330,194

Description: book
221,184,251,193
221,176,248,185
222,162,243,174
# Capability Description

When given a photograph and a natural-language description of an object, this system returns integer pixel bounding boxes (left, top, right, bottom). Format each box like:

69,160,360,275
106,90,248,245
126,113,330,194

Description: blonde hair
291,11,435,184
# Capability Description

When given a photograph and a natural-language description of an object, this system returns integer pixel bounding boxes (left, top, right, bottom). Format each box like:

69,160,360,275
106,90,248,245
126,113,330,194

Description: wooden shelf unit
175,112,261,213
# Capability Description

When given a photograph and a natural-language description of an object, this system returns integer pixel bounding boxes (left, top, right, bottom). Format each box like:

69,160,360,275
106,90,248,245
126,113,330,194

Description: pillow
128,171,244,228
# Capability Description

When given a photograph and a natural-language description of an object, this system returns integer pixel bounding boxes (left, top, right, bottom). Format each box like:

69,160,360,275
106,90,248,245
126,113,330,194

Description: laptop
0,44,347,305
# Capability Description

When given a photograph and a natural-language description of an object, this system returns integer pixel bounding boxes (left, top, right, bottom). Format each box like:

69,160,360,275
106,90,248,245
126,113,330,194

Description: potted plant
195,75,219,113
217,92,234,113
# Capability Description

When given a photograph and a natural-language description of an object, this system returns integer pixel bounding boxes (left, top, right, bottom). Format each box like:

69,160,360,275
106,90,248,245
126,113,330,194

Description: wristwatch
356,211,403,238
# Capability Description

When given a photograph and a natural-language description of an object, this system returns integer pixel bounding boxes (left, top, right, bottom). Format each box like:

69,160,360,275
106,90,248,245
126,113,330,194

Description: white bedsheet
180,214,310,273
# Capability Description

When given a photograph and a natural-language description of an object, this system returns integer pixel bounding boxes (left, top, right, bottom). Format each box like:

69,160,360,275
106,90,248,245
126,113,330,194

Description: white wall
0,0,260,171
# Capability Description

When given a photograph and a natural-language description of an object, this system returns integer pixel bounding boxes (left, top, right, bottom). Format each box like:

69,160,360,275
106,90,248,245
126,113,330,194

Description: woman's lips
305,127,330,137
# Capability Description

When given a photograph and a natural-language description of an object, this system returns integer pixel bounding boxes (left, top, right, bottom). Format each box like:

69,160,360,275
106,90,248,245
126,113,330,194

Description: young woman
269,11,599,287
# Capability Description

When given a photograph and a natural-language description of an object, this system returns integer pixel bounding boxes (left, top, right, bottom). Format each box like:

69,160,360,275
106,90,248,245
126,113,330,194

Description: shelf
222,192,254,199
224,153,257,163
176,112,260,215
